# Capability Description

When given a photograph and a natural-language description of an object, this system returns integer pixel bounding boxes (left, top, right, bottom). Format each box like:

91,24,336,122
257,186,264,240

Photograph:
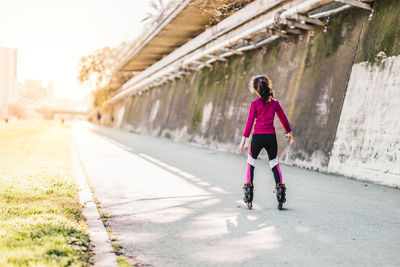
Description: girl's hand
286,132,294,144
239,137,247,152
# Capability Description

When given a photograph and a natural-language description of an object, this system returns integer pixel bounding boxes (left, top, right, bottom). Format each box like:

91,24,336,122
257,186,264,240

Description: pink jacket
243,97,291,137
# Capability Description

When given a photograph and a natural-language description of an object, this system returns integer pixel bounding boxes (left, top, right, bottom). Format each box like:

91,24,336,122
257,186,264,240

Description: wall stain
103,1,400,181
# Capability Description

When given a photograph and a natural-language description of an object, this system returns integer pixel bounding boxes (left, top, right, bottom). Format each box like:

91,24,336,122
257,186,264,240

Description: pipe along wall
103,0,400,187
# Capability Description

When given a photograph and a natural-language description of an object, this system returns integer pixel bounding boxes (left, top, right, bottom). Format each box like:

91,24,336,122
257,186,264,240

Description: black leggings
246,134,283,185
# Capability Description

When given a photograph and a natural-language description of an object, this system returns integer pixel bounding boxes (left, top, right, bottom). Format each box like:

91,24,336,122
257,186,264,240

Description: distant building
0,47,18,108
20,79,54,104
46,81,54,100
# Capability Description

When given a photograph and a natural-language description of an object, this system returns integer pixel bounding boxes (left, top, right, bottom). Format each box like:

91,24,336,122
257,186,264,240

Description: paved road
72,122,400,267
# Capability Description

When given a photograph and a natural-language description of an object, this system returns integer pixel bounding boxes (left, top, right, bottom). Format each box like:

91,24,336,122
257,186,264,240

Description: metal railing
106,0,374,105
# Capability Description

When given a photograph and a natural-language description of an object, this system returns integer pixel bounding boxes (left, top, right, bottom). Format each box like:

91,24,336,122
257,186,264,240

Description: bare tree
201,0,255,27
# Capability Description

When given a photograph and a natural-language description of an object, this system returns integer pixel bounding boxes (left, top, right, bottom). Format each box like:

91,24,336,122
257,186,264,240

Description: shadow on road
77,124,400,266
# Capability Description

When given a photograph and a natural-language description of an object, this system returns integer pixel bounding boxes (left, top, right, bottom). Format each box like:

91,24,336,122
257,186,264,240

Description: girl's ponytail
250,75,274,102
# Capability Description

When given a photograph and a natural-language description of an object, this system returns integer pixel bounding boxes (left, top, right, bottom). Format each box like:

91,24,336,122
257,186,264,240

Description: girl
239,75,294,210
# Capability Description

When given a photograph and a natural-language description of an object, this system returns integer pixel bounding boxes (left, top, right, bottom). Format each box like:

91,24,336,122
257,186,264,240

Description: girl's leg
264,135,282,185
246,135,263,184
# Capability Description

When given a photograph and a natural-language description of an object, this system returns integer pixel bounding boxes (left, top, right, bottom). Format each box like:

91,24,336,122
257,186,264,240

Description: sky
0,0,163,99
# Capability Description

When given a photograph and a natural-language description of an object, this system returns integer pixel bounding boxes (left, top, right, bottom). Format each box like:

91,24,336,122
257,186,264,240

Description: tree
201,0,255,27
77,42,135,109
141,0,166,24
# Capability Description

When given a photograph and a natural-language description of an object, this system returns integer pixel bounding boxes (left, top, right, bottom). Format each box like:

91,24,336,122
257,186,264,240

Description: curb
71,141,119,267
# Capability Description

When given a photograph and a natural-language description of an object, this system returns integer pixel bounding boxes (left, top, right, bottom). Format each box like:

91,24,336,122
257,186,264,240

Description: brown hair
248,75,274,102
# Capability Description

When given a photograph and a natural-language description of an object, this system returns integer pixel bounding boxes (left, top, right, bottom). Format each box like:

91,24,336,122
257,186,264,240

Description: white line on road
95,132,230,195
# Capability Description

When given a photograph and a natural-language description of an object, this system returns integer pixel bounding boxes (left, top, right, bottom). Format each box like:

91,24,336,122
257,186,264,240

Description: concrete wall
104,0,400,187
328,55,400,186
326,0,400,186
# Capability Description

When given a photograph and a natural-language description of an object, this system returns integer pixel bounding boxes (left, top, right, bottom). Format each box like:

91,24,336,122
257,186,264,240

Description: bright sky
0,0,161,99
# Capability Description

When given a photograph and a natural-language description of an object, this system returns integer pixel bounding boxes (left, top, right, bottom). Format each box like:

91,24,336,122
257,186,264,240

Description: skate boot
243,183,254,210
275,183,286,210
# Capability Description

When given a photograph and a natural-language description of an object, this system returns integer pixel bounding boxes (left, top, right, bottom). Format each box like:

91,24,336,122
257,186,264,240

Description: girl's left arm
240,102,256,152
239,136,247,152
243,102,256,138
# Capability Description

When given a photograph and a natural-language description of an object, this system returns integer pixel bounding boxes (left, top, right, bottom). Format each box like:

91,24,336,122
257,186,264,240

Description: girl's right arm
276,101,294,144
276,101,291,133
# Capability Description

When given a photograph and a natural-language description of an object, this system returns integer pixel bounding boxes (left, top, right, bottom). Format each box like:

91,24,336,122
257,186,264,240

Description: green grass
0,121,90,266
116,257,131,267
93,197,132,267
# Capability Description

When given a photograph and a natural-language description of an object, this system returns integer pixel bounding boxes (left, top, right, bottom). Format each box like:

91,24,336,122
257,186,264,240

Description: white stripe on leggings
269,157,278,169
247,154,256,167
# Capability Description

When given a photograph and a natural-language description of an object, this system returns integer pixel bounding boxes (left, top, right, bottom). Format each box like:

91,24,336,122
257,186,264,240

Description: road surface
72,122,400,267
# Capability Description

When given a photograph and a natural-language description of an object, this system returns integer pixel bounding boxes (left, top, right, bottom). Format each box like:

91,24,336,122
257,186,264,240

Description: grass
116,257,132,267
92,197,133,267
0,121,90,266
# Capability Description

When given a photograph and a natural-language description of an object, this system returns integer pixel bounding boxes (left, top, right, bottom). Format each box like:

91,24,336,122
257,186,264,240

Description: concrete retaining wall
328,55,400,186
103,0,400,187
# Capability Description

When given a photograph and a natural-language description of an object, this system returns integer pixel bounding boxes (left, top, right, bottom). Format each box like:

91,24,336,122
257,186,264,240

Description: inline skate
275,183,286,210
243,183,254,210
